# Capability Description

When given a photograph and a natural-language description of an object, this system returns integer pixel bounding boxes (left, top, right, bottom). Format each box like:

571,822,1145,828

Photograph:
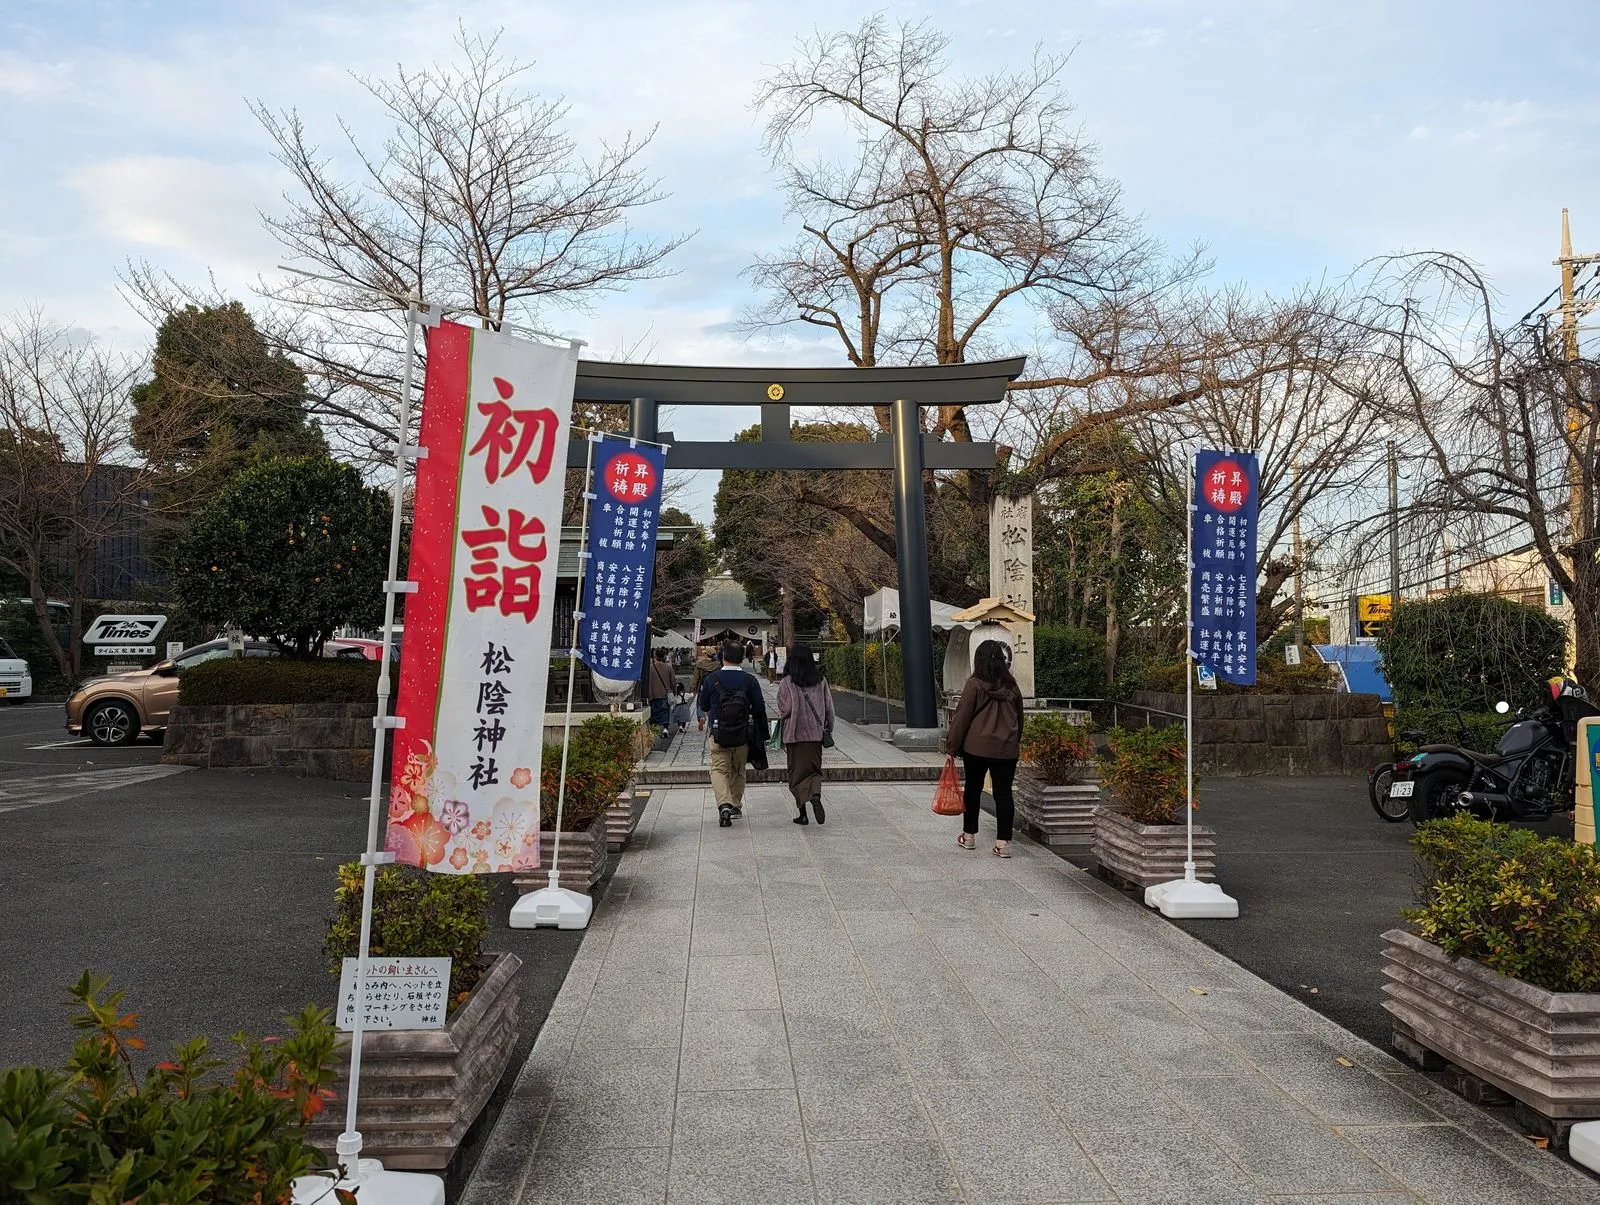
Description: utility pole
1554,210,1600,550
1387,440,1401,617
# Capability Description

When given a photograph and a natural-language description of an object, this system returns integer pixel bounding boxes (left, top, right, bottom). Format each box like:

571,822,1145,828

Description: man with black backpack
696,638,768,827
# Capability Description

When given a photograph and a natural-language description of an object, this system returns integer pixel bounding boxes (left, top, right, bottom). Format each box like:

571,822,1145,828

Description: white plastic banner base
292,1159,444,1204
1572,1120,1600,1174
1144,876,1240,919
510,885,593,930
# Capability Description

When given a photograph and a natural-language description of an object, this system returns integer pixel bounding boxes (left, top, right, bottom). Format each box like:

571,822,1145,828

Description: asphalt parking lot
0,696,165,780
0,703,588,1193
1128,774,1572,1051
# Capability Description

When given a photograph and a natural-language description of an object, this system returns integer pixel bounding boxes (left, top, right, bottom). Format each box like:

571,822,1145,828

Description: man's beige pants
708,743,747,808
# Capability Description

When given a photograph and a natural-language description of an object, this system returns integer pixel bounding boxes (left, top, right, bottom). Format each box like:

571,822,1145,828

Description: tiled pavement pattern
463,783,1600,1204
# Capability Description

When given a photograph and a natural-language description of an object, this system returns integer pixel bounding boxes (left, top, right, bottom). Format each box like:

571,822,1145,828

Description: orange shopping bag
931,755,964,815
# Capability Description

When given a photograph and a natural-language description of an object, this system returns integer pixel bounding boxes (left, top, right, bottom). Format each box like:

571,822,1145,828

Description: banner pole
1185,448,1196,883
548,436,597,894
1143,446,1237,919
339,299,423,1167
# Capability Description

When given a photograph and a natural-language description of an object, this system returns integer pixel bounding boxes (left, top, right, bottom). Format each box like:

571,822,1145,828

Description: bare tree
1357,251,1600,681
132,29,685,465
1132,284,1379,642
753,16,1151,439
0,313,192,681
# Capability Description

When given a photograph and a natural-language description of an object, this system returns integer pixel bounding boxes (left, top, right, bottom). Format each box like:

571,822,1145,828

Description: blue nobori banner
579,435,666,679
1191,449,1259,686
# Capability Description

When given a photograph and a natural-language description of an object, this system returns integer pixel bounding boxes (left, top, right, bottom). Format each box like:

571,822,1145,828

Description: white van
0,635,31,704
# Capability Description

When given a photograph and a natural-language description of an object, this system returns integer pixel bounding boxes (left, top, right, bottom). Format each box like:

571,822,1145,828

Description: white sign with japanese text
336,956,451,1031
389,321,579,874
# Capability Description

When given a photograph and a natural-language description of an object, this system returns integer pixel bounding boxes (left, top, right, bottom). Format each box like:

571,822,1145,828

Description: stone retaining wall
1129,691,1391,775
162,702,375,781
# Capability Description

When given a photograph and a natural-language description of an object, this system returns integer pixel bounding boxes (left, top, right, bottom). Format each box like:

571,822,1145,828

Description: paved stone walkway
463,782,1600,1204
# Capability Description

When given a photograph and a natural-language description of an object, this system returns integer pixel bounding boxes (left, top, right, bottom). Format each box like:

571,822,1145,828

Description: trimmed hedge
1379,593,1565,715
179,657,381,706
1033,625,1105,698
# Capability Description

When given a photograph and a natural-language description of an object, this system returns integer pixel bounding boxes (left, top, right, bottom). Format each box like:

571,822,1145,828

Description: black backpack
710,674,751,748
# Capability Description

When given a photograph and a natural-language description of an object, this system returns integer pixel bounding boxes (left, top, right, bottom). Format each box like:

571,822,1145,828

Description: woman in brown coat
943,639,1024,857
777,643,835,825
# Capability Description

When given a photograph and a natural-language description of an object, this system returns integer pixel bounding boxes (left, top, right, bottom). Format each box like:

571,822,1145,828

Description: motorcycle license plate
1388,781,1414,798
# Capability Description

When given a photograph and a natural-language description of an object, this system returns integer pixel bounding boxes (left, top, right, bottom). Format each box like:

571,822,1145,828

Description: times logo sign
83,614,168,646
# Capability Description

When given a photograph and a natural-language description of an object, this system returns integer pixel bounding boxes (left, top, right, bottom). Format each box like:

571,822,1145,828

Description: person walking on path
777,643,835,826
943,639,1024,857
647,648,675,730
690,647,718,728
697,639,768,828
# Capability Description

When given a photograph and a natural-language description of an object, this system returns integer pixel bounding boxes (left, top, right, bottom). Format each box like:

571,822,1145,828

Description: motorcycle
1385,678,1599,827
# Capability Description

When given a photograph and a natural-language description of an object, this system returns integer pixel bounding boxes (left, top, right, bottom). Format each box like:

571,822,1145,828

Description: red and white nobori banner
389,320,578,874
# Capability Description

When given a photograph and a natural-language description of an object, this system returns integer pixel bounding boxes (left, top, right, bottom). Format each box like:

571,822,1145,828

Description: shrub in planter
1407,814,1600,993
574,712,649,766
1017,713,1099,850
1101,724,1194,823
1020,713,1096,784
539,736,630,831
1094,724,1214,887
0,973,337,1202
325,863,491,1009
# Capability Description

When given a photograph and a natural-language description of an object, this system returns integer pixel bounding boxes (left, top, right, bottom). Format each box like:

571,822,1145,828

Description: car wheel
1409,768,1470,827
85,700,139,746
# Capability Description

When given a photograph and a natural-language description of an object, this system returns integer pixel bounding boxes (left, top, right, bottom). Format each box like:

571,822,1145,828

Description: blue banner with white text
1191,449,1259,685
579,435,666,679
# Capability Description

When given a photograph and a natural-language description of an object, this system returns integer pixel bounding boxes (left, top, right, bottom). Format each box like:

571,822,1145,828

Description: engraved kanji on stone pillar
989,493,1035,698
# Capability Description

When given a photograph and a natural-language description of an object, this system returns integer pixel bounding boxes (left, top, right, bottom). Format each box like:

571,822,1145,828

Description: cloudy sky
4,0,1598,517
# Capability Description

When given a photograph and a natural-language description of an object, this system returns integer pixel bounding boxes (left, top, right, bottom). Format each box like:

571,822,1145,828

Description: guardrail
1025,697,1186,731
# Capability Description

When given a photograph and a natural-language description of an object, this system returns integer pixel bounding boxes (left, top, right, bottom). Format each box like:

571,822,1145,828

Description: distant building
47,464,160,600
1437,546,1575,670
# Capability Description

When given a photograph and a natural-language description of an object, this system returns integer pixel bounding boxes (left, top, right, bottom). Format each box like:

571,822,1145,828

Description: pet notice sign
336,956,451,1031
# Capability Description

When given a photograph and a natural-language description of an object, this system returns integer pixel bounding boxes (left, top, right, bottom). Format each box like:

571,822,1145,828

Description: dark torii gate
568,357,1027,737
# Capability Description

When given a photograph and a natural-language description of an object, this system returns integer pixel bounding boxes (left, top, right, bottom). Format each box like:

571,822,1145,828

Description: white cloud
0,53,71,98
67,156,286,278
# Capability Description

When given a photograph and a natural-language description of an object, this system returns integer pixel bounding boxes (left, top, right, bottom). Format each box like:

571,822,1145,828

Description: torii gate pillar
889,397,938,732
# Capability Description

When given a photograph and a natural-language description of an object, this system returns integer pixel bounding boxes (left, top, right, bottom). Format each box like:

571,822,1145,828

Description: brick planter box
310,951,521,1170
1381,928,1600,1120
514,814,607,894
162,702,374,781
1015,768,1100,854
1093,806,1216,889
605,786,646,850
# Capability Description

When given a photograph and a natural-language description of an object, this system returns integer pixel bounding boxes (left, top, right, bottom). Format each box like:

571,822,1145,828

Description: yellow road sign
1357,594,1392,637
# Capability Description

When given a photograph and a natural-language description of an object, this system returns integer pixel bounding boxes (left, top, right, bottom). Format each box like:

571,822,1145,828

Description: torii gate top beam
567,356,1026,470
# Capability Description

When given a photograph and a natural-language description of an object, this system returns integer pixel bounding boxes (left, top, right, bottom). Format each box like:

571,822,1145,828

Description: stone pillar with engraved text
989,494,1035,698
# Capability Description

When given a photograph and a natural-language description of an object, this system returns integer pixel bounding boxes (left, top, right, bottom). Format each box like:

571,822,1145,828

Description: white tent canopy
863,587,980,637
651,630,694,650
